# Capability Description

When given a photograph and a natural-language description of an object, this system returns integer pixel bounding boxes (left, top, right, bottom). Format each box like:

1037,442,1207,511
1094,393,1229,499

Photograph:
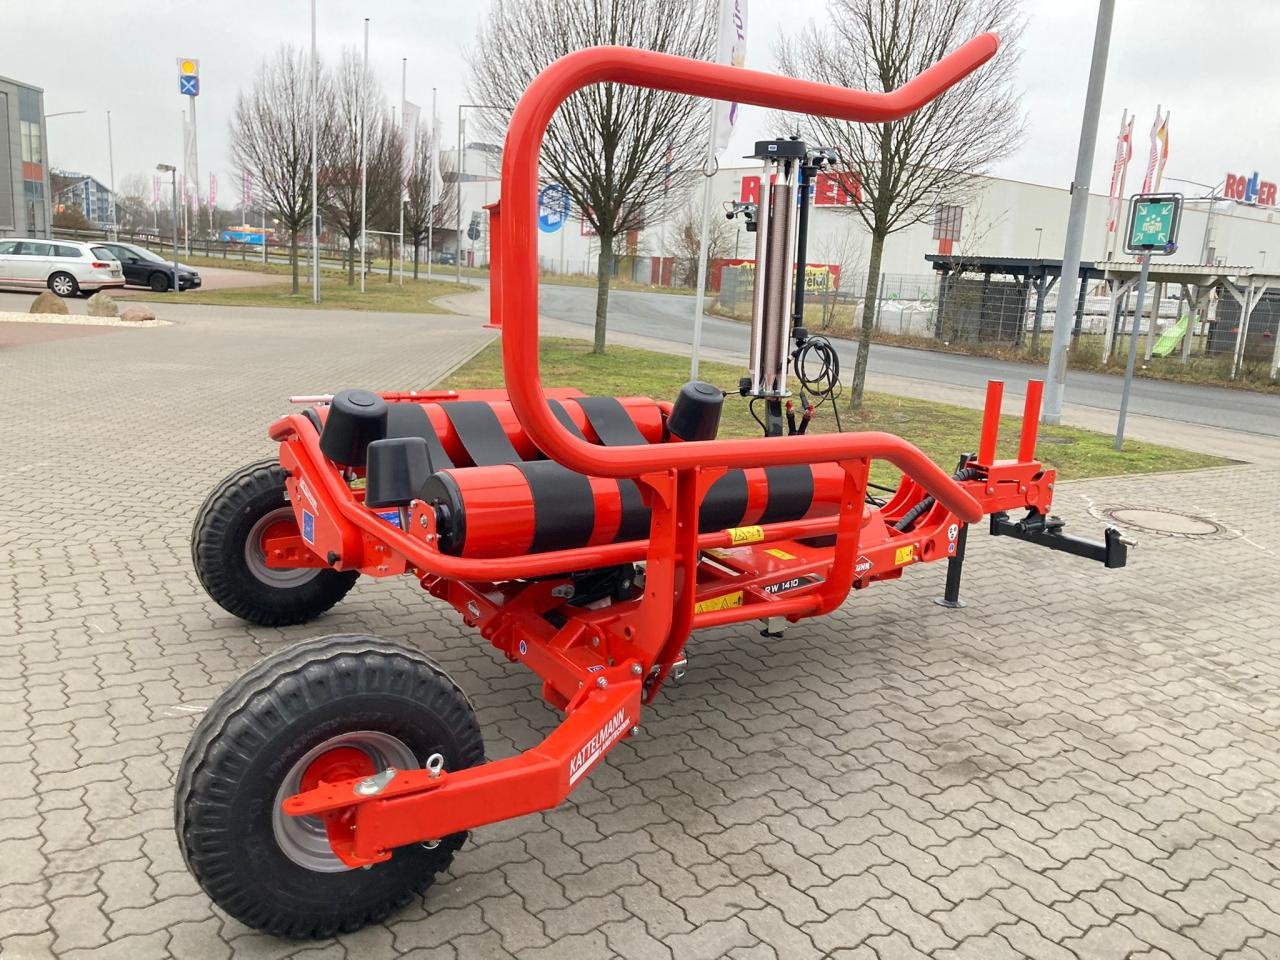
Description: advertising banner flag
401,100,421,197
209,173,217,209
1153,112,1170,192
712,0,747,155
153,175,161,206
241,170,254,208
1141,107,1168,194
1106,110,1134,237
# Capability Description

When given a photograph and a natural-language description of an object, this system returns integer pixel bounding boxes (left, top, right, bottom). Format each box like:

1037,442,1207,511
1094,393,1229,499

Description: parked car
433,250,457,266
0,238,124,297
95,242,201,292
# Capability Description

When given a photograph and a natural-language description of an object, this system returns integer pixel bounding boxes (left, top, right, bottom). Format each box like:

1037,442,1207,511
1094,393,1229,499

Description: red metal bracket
283,673,644,867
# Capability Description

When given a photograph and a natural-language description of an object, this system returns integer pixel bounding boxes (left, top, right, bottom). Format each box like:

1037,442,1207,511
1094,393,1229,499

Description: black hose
792,334,843,432
892,466,983,532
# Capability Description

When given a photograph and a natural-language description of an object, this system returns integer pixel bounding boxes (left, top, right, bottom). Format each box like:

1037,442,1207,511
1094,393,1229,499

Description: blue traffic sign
537,183,571,233
180,76,200,96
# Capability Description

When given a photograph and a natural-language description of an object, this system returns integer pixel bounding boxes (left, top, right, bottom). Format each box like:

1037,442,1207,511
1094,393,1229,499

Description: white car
0,238,125,297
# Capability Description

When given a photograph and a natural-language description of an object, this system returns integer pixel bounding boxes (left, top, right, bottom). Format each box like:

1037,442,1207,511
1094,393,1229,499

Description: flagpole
691,0,744,379
690,110,718,379
428,87,436,282
360,17,369,293
310,0,320,304
399,58,406,287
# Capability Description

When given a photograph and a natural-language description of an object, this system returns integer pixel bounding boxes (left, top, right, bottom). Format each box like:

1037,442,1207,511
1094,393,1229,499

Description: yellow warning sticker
765,547,797,560
727,525,764,545
895,545,915,566
694,591,744,614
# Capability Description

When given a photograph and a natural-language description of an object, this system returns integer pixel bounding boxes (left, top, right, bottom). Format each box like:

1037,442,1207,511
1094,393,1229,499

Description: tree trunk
848,229,886,409
290,232,300,295
592,235,614,354
413,242,420,279
347,238,356,287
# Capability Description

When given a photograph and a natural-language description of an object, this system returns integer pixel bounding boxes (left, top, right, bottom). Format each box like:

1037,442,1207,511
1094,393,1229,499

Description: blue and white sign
537,183,572,233
220,229,264,245
179,76,200,97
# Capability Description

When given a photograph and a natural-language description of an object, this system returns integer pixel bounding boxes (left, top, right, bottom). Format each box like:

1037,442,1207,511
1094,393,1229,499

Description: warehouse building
0,74,51,238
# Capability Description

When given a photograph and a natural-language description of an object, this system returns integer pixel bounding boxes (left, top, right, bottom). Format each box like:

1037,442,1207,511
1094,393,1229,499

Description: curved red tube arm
498,36,998,524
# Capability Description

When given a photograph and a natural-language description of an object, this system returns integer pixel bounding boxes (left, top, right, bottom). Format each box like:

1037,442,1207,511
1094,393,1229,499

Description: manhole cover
1100,505,1234,539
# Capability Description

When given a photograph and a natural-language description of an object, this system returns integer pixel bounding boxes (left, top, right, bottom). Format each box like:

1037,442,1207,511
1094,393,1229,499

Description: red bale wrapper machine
175,35,1130,938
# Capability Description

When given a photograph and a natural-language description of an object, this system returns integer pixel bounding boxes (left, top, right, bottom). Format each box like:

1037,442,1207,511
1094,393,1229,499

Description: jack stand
761,616,786,638
934,522,968,608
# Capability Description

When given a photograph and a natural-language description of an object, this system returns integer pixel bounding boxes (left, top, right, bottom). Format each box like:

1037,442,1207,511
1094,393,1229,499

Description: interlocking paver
6,302,1280,958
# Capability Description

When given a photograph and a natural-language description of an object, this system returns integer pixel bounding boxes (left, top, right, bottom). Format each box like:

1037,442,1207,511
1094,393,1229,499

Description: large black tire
149,270,171,292
193,459,358,626
175,635,485,938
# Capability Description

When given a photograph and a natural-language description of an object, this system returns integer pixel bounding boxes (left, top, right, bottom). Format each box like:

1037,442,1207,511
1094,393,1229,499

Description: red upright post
483,200,501,330
977,379,1004,466
1019,379,1044,462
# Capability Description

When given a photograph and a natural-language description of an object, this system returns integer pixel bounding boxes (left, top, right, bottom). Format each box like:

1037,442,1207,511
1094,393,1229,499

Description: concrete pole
1043,0,1115,425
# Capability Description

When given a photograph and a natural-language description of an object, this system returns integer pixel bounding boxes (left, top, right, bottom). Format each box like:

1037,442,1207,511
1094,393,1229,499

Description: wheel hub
272,731,419,873
245,507,322,588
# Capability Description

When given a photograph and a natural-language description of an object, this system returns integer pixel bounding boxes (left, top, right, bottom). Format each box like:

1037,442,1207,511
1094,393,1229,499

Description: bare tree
470,0,716,353
366,117,405,283
321,48,385,286
775,0,1025,406
113,173,152,234
671,194,736,289
405,123,458,278
813,226,865,329
230,45,335,293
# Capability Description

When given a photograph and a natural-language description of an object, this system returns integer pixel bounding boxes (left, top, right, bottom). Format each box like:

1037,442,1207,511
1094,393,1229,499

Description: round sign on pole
537,183,571,234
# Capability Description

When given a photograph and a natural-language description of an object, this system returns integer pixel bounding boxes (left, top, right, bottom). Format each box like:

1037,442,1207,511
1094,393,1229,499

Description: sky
4,0,1277,205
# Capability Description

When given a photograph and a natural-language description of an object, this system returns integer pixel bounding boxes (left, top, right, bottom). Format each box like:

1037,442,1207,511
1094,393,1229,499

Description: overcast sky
5,0,1277,204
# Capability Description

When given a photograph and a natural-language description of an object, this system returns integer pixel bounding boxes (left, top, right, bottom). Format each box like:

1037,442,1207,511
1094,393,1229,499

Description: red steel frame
270,36,1055,868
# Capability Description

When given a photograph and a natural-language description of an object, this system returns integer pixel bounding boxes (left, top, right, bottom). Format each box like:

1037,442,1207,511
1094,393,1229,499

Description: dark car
97,242,202,292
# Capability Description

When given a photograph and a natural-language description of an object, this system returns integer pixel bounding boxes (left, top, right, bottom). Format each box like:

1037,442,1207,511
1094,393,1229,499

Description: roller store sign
1223,170,1277,207
739,171,862,206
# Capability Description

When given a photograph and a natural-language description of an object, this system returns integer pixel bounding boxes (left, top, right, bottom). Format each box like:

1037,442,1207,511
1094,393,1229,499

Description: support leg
933,522,968,609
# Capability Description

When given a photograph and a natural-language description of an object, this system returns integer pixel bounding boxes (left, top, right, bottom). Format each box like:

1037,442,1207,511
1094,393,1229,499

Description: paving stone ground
2,303,1279,960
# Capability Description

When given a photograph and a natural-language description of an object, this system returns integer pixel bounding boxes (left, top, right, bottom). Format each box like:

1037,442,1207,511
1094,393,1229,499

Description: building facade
0,74,51,238
453,161,1280,284
52,169,115,230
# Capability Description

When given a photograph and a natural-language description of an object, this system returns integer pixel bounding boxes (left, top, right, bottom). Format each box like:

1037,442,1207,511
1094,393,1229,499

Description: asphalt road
5,272,1276,438
536,283,1280,439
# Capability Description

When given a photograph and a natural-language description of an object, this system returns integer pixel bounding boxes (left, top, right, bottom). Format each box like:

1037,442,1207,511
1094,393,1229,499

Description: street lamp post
156,163,180,291
46,109,116,238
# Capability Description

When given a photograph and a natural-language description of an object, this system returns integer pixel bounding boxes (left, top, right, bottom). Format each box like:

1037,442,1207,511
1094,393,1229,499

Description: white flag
401,100,421,200
429,114,442,205
182,116,198,187
712,0,748,155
